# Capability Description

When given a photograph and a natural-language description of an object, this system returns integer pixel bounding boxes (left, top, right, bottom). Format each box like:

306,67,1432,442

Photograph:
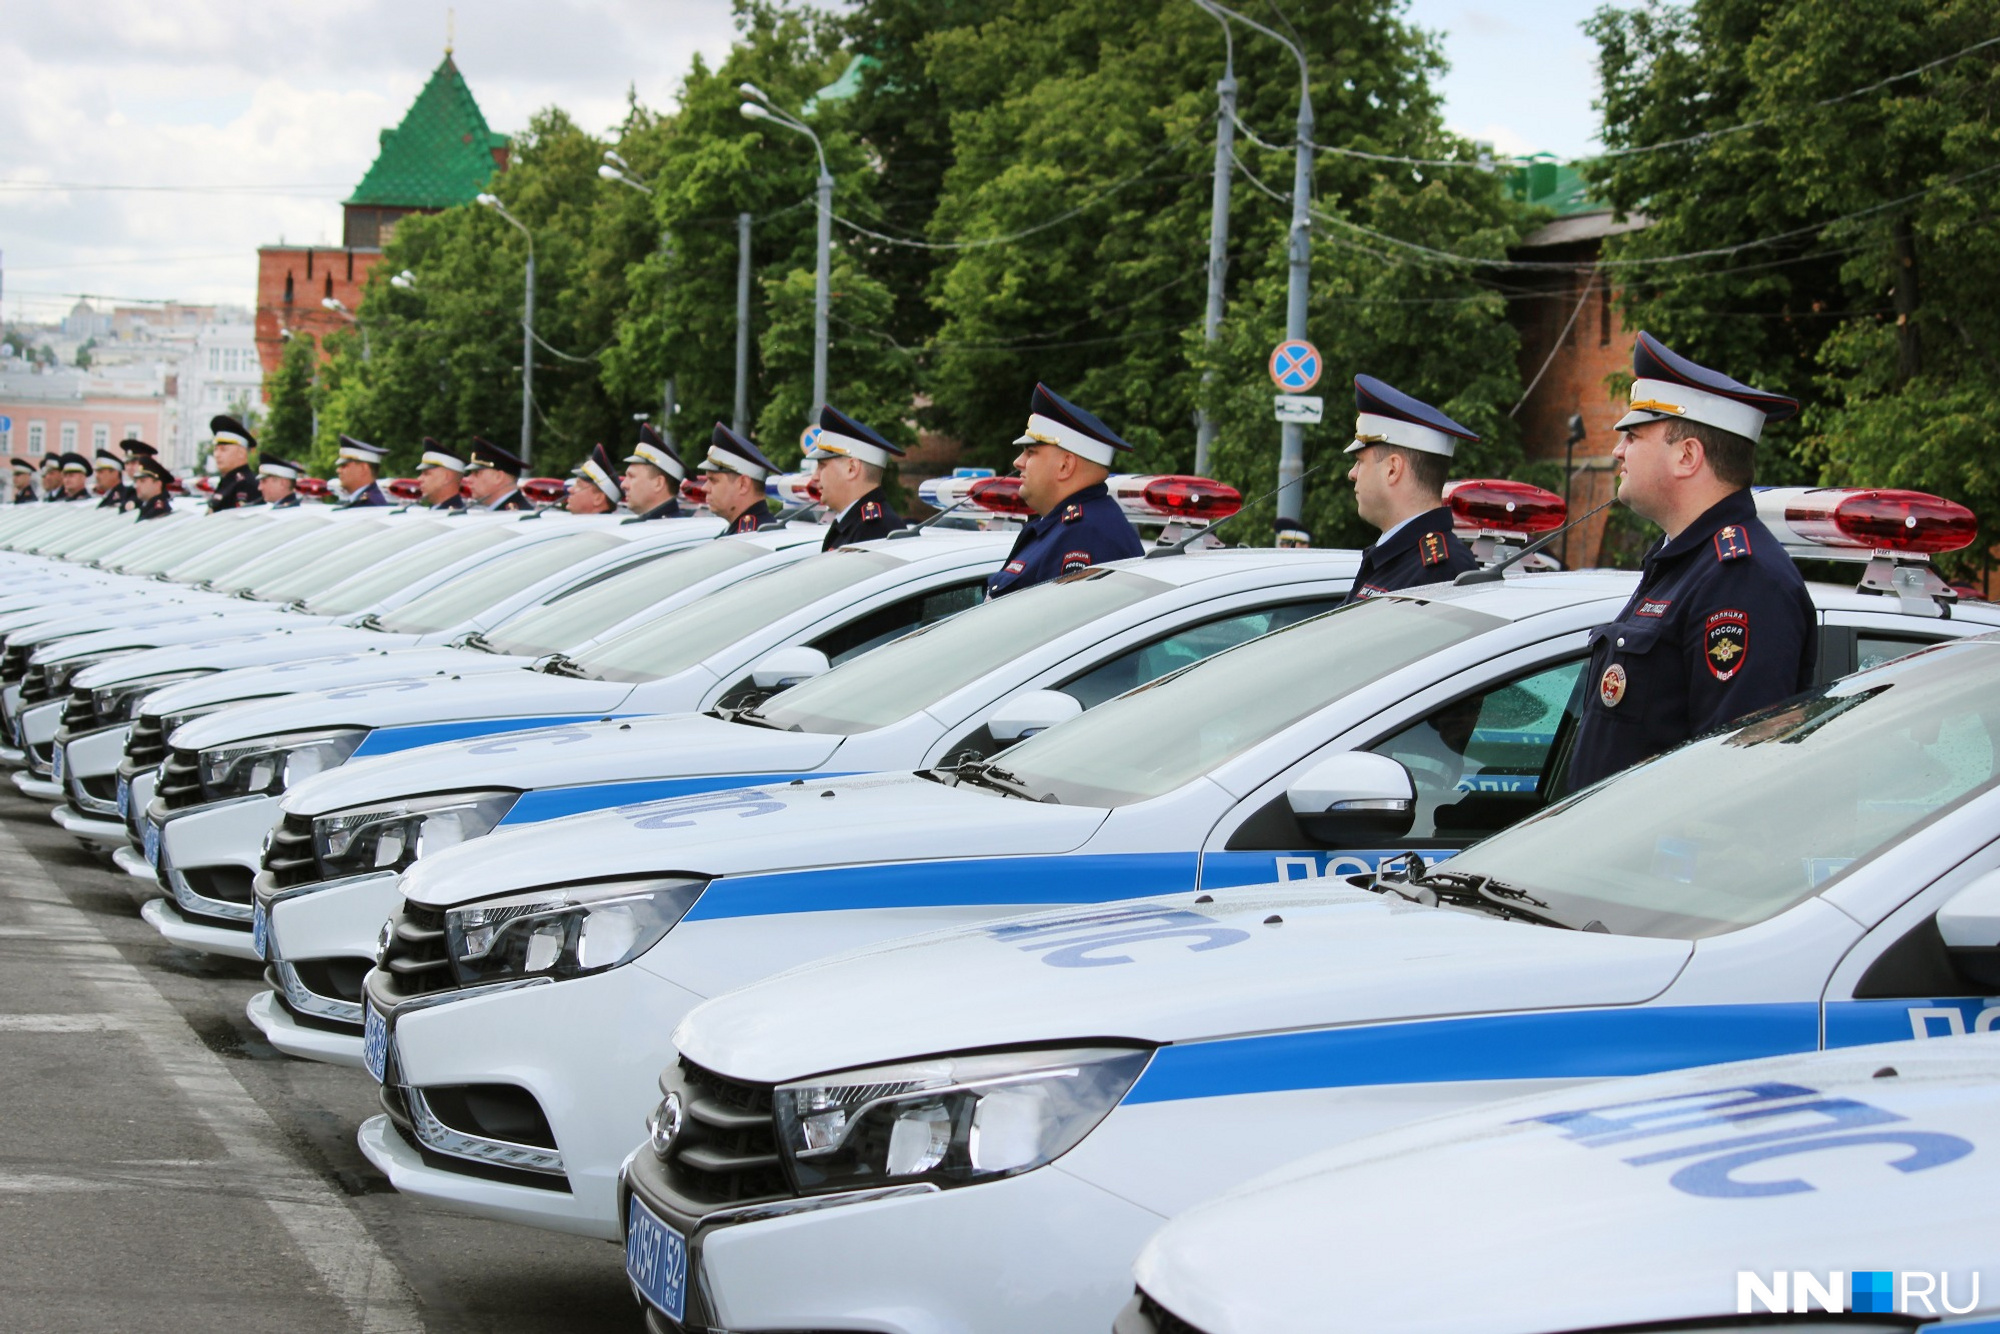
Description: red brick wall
253,246,385,386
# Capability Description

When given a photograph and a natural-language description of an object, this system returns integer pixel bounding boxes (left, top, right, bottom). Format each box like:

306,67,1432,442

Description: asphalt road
0,787,637,1333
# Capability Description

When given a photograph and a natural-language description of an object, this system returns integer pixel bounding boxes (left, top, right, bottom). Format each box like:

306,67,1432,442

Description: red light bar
1111,475,1243,522
296,477,330,500
679,477,709,508
969,476,1035,517
386,477,422,502
165,477,185,494
1444,479,1566,534
191,475,216,495
766,472,823,508
1780,488,1976,555
520,477,568,506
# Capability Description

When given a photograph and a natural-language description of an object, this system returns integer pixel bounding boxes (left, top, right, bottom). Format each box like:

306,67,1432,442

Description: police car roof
1097,545,1364,588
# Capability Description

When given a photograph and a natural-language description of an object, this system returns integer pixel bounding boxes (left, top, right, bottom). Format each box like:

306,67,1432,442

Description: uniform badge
1635,597,1671,618
1061,550,1093,573
1419,531,1449,567
1713,525,1751,562
1002,561,1025,575
1060,502,1084,524
1704,608,1749,680
1599,663,1627,708
861,501,881,521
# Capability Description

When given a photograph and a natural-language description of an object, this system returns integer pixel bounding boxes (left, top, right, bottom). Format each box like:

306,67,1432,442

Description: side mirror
1936,869,2000,991
1286,752,1416,844
987,689,1082,743
748,645,830,691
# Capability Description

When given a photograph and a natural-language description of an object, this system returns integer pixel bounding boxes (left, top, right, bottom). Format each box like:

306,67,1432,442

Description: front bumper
140,897,261,960
51,804,126,846
366,959,702,1237
246,990,364,1066
619,1144,1163,1334
18,697,64,777
144,793,280,951
248,869,399,1060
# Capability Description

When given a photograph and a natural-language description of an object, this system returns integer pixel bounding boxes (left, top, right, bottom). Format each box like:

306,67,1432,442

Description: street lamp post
320,296,369,362
1198,0,1315,523
477,192,536,465
1192,0,1239,477
740,85,832,420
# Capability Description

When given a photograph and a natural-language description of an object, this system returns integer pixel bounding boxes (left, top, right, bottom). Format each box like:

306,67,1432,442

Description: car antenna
769,500,819,527
1145,460,1333,558
1454,495,1620,585
887,492,979,538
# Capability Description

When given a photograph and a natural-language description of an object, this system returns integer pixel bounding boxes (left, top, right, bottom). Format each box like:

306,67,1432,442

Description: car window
370,531,626,632
1858,633,1941,673
1366,659,1584,839
158,516,330,583
302,525,519,616
1437,640,2000,939
482,540,766,658
1058,598,1347,710
809,580,986,667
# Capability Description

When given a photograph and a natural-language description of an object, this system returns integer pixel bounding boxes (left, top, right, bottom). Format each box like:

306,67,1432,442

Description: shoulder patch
1704,608,1750,680
861,500,881,521
1713,525,1751,562
1060,502,1084,524
1419,531,1450,567
1060,550,1094,573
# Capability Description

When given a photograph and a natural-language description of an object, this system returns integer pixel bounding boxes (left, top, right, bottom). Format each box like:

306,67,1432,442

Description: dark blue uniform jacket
337,481,389,509
209,465,260,511
1567,489,1814,790
622,498,681,524
986,482,1143,598
822,487,902,550
1341,505,1479,604
721,504,773,536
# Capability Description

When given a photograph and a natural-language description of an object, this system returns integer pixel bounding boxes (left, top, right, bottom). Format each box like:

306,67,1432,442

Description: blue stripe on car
1122,1004,1822,1104
685,853,1202,921
502,774,858,825
352,715,628,757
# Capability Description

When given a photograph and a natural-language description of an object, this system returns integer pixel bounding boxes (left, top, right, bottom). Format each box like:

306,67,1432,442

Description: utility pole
478,192,536,465
1195,3,1237,476
662,377,677,450
735,212,752,434
741,86,834,419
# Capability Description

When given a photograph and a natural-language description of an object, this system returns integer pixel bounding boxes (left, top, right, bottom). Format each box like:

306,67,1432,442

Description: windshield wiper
456,631,496,653
353,613,384,631
953,760,1056,803
710,703,798,731
533,653,591,679
1386,869,1578,930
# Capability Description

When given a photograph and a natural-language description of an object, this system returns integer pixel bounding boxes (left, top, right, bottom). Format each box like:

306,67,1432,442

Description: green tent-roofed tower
342,55,510,248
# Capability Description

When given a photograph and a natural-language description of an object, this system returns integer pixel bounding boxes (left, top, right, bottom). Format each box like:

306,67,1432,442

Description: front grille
156,747,204,810
263,811,320,889
1134,1291,1206,1334
374,901,454,1000
19,663,51,706
127,715,168,770
664,1058,788,1206
64,685,93,730
0,641,30,684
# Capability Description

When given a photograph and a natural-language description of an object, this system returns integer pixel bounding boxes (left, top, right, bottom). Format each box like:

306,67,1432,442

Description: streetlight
388,269,416,290
1191,0,1239,477
477,192,537,465
1196,0,1315,524
320,296,369,362
599,151,654,195
739,84,832,421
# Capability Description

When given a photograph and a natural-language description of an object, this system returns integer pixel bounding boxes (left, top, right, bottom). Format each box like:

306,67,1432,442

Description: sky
0,0,1606,327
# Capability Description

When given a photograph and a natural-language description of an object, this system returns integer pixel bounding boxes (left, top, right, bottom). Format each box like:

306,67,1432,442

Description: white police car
142,524,1002,959
1123,1032,2000,1334
619,626,2000,1334
357,488,1997,1247
47,516,724,847
251,539,1359,1067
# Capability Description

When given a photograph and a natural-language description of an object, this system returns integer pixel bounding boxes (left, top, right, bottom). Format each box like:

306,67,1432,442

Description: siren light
1761,487,1977,555
295,477,331,501
679,476,709,508
385,477,423,502
1109,474,1244,523
1443,479,1567,535
766,471,823,508
520,477,568,506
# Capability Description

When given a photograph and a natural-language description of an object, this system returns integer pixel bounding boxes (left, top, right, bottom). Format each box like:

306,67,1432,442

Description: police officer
91,447,132,510
807,406,904,549
620,425,685,523
986,384,1143,598
132,456,175,520
37,455,62,501
699,424,778,534
332,436,391,507
258,457,306,508
1565,332,1814,791
121,439,160,488
55,453,93,501
464,438,534,512
10,457,38,504
416,439,467,511
1340,376,1480,603
207,415,260,511
568,444,623,515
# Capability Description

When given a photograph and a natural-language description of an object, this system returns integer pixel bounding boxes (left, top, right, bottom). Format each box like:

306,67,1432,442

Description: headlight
770,1046,1150,1191
443,876,704,987
44,654,117,694
196,728,366,800
92,671,212,725
312,790,520,880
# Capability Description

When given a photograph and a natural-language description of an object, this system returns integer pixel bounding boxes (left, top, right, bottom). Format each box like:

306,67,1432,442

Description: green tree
262,332,319,462
1588,0,2000,577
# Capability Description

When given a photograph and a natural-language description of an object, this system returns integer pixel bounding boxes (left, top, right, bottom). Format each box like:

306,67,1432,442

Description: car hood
284,711,845,817
675,887,1694,1083
34,610,330,662
401,773,1108,908
1135,1033,2000,1334
141,646,534,720
169,667,633,751
74,626,422,688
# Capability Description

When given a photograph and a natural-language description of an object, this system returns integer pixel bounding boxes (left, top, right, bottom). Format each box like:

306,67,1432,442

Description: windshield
575,548,906,684
63,513,190,562
373,530,627,632
1436,641,2000,940
997,596,1505,806
33,509,125,556
755,569,1169,735
481,539,767,657
303,524,521,618
160,515,332,584
220,522,438,602
93,515,218,571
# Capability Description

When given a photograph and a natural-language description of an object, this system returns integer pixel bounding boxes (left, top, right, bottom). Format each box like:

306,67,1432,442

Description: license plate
51,746,64,785
142,819,161,869
362,1003,389,1084
251,899,269,961
116,775,130,818
625,1195,689,1323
